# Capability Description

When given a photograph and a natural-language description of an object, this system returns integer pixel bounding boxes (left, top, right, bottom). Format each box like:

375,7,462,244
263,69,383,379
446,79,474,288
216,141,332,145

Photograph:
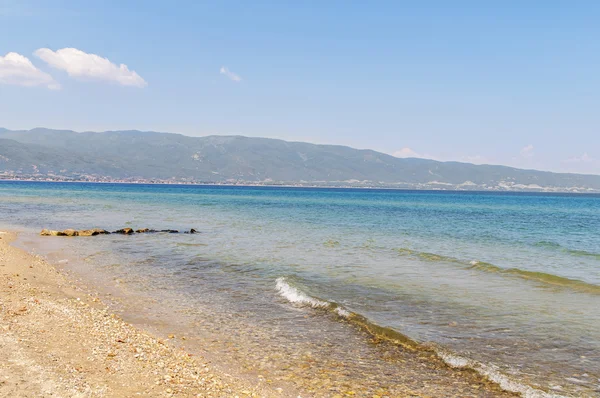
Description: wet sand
0,230,518,397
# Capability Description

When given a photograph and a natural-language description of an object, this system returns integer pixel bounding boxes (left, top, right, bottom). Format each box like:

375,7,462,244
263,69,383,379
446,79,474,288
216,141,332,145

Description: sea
1,181,599,397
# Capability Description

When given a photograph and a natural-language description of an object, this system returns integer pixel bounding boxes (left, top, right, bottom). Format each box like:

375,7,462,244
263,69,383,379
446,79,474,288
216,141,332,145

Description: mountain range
1,127,599,192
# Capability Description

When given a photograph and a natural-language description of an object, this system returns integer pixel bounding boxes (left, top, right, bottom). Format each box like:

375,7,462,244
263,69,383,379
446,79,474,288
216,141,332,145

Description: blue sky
1,1,599,174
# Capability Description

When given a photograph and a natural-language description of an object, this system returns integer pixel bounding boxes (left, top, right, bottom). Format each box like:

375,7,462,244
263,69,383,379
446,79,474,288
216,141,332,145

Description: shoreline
1,179,598,195
1,228,526,397
0,230,273,397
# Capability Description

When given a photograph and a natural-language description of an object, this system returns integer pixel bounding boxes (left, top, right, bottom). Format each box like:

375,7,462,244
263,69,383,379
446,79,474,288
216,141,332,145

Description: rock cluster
40,228,198,236
40,228,110,237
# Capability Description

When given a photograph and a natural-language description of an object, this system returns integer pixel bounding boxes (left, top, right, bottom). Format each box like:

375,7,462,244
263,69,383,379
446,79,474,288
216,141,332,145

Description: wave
434,349,565,398
533,240,561,249
275,277,565,398
275,277,330,309
275,277,416,348
469,261,600,295
396,248,600,295
566,248,600,259
535,241,600,259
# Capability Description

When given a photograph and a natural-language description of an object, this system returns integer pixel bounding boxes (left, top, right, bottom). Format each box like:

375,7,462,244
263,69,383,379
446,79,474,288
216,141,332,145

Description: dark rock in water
190,228,198,234
114,228,134,235
41,227,182,236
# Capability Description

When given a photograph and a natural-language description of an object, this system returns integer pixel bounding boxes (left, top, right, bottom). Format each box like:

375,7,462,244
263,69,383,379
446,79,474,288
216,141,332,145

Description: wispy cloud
520,144,534,158
0,52,60,89
393,147,440,160
393,148,490,165
35,48,147,88
393,147,422,158
560,152,599,174
565,152,594,163
220,66,242,82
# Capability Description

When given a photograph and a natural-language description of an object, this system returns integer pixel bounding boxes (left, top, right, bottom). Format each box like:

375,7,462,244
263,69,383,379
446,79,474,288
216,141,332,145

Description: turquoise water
1,181,599,396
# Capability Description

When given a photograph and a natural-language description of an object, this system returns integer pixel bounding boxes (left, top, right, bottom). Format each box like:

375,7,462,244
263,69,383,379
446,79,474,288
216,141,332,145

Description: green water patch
323,239,340,248
470,262,600,295
344,312,419,350
563,248,600,260
395,247,463,265
395,247,600,295
175,242,208,247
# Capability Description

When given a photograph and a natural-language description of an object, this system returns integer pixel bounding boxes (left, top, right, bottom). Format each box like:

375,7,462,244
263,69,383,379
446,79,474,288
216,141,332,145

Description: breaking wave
275,277,567,398
435,349,566,398
275,277,330,309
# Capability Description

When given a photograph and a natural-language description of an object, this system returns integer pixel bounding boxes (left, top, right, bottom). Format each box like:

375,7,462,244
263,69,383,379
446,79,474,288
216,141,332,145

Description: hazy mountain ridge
1,128,599,192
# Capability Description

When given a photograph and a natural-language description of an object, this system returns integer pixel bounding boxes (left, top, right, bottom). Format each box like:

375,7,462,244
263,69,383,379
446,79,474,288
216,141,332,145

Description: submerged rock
40,229,66,236
78,229,110,236
40,227,193,236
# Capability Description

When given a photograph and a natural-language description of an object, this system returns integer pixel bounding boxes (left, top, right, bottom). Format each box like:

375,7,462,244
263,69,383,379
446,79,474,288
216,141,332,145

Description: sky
1,1,600,174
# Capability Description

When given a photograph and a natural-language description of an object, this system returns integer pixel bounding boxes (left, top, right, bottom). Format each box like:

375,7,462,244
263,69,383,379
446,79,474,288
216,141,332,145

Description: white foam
436,350,470,368
57,259,69,264
275,277,329,308
334,307,351,318
436,348,567,398
470,260,479,265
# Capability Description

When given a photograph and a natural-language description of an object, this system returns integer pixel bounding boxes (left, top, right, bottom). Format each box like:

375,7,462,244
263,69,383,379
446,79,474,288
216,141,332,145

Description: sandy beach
0,231,273,398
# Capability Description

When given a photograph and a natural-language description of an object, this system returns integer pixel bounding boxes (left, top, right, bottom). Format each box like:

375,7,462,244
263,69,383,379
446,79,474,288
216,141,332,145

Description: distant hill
1,128,599,192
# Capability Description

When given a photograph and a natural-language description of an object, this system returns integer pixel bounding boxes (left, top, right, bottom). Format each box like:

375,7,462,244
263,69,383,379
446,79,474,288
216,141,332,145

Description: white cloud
393,148,490,165
566,152,594,163
393,147,444,161
393,147,422,158
220,66,242,82
520,144,534,158
34,48,147,88
0,52,60,89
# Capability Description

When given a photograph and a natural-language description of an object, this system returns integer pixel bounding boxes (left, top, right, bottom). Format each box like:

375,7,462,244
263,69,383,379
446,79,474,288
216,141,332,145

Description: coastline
1,228,529,397
0,231,272,397
1,178,598,194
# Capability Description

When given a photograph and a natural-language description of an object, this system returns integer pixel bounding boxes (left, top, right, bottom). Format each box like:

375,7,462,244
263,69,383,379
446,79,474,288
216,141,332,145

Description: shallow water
1,181,599,396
